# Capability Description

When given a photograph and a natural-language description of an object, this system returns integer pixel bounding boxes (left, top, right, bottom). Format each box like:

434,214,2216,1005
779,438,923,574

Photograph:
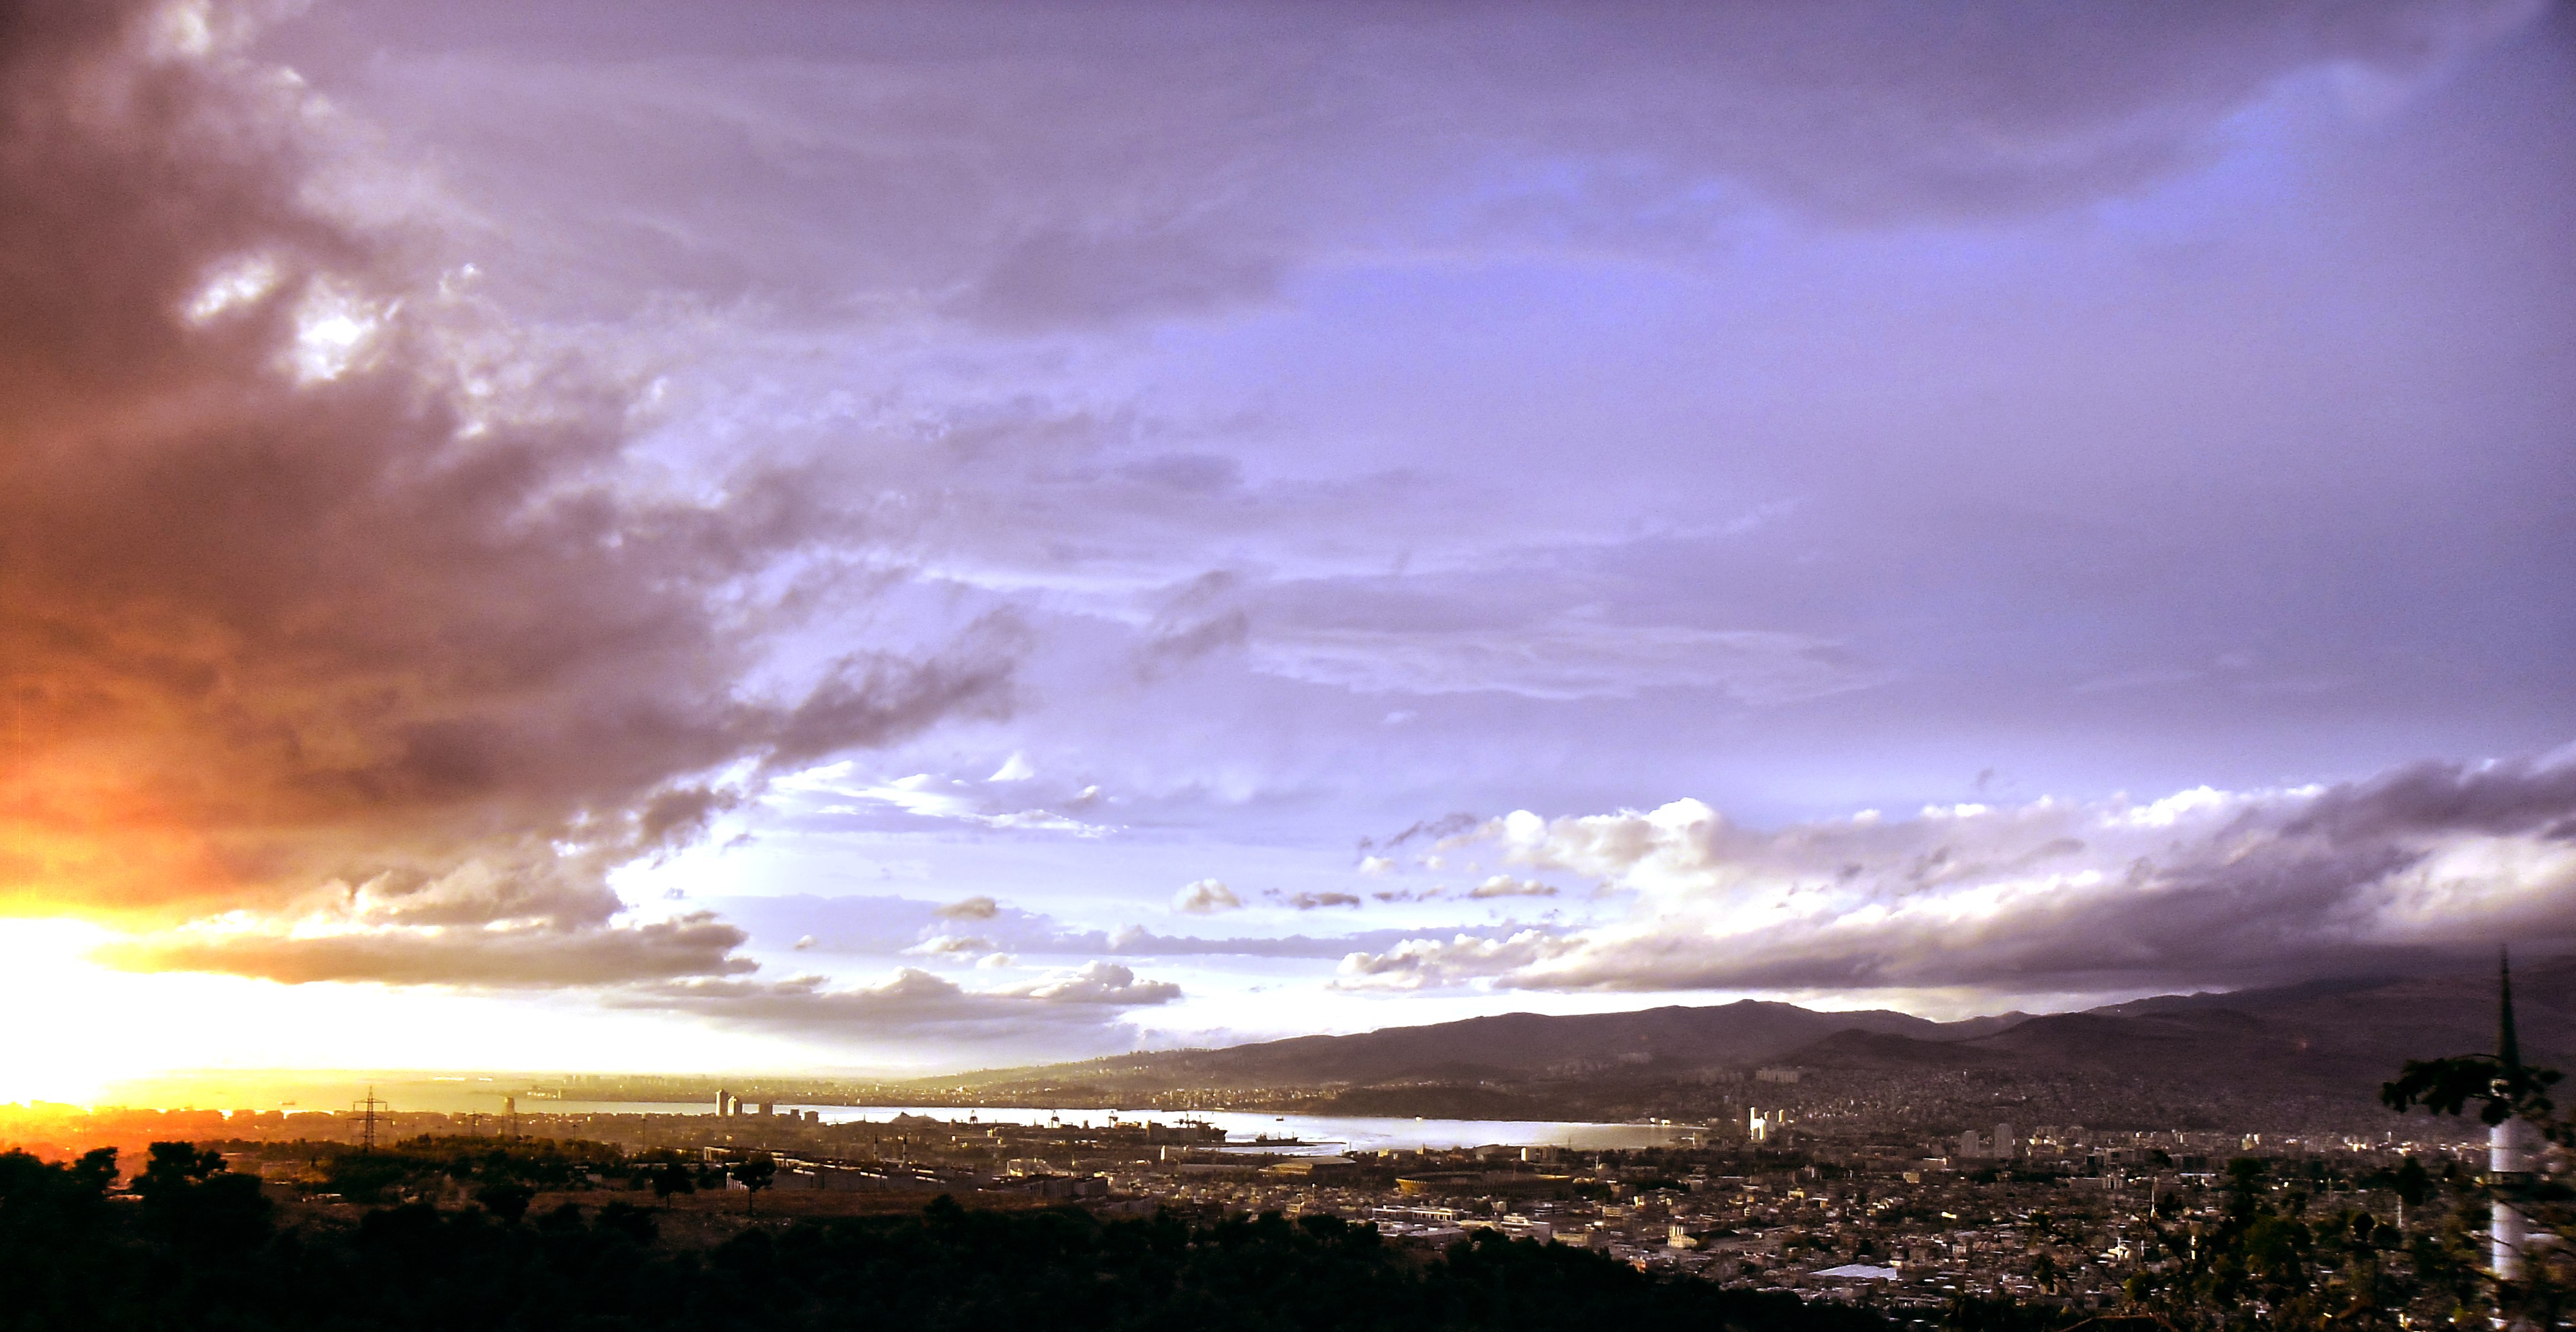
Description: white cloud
902,934,992,956
1337,755,2576,996
1008,960,1182,1005
91,853,762,988
1173,879,1243,914
184,252,280,323
1466,875,1558,899
1335,930,1571,991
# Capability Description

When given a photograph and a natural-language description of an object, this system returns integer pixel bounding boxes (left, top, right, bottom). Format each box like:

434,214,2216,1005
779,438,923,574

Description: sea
102,1072,1701,1154
527,1103,1700,1154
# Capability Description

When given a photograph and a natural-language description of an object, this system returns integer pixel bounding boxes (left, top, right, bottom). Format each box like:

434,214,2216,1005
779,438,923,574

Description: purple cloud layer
8,0,2573,1061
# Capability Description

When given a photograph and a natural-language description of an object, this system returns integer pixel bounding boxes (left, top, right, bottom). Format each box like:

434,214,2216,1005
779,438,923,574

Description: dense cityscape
0,1066,2515,1326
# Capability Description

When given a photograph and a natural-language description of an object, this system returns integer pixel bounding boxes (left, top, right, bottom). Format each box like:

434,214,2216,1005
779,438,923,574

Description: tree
594,1199,659,1245
652,1158,696,1210
2390,1156,2432,1233
731,1153,776,1216
133,1141,225,1196
475,1181,535,1224
133,1140,269,1251
2382,953,2559,1131
2378,953,2576,1327
0,1180,1908,1332
2381,1054,2558,1127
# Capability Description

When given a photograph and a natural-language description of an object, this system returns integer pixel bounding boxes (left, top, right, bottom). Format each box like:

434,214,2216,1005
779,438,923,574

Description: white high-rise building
2494,1116,2537,1279
2492,953,2537,1282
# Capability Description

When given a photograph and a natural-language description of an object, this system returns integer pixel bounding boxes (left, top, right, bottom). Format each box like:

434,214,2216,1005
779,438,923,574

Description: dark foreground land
0,1144,1893,1332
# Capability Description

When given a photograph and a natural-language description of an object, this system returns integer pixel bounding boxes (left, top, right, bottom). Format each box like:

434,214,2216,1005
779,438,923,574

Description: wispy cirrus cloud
773,763,1115,837
702,893,1535,963
631,962,1181,1051
1248,621,1885,703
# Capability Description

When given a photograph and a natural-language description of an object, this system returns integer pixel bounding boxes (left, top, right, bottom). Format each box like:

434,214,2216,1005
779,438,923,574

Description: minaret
2492,950,2538,1281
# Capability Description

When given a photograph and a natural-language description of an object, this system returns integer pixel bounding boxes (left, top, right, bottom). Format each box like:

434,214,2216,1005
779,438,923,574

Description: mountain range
956,956,2576,1107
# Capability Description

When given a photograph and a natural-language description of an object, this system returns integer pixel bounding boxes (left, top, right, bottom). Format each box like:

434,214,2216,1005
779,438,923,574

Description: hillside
1750,957,2576,1096
942,955,2576,1113
969,999,2026,1092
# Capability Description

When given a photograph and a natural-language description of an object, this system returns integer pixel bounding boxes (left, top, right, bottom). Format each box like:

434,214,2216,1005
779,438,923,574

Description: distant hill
951,998,2021,1090
1779,1007,2300,1085
951,956,2576,1103
1758,957,2576,1095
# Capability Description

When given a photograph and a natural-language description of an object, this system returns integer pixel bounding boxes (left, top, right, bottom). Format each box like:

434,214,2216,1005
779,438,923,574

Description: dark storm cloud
1338,754,2576,996
0,4,1012,981
2284,756,2576,842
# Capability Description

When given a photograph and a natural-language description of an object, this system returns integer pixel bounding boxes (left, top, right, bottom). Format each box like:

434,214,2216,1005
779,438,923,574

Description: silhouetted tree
2390,1156,2432,1233
650,1158,694,1209
593,1199,658,1245
475,1181,534,1223
731,1152,775,1215
0,1165,1914,1332
133,1140,269,1252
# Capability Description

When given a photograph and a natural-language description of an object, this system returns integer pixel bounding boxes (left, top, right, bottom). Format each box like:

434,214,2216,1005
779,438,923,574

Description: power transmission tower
354,1087,387,1154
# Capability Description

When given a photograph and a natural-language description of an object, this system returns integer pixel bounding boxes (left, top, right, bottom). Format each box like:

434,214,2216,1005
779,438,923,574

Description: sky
3,0,2573,1099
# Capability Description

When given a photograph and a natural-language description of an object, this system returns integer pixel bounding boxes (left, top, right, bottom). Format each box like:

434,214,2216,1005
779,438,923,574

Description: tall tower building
2492,951,2539,1282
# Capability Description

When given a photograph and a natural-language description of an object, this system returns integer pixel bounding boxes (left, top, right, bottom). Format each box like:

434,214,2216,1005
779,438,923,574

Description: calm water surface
530,1101,1699,1154
112,1074,1701,1153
